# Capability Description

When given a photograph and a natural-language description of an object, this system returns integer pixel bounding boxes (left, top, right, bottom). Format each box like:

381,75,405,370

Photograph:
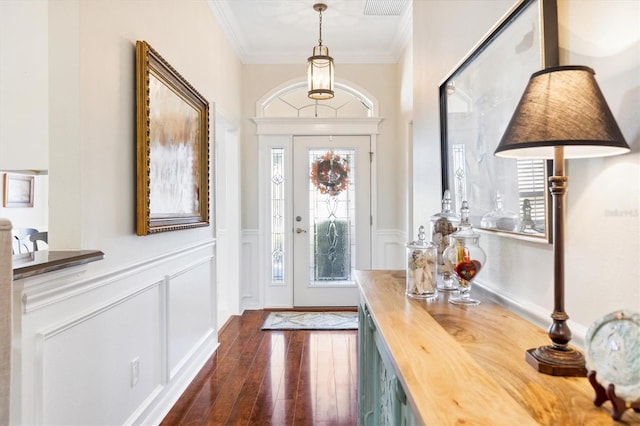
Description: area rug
261,311,358,330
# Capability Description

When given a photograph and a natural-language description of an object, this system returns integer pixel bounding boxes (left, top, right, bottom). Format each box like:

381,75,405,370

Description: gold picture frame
135,41,211,235
3,173,34,208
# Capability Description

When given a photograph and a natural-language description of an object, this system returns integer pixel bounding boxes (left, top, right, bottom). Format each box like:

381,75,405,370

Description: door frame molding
254,118,382,308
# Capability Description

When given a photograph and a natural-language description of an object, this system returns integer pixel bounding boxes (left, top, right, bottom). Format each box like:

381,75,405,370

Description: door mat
261,311,359,330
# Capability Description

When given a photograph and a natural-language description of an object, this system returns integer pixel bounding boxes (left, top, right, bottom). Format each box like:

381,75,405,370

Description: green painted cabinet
358,297,419,425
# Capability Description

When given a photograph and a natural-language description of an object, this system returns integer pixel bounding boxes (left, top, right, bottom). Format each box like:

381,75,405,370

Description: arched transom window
259,81,376,118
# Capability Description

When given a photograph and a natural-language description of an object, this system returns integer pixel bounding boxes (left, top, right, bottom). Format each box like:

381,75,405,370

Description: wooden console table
356,270,640,425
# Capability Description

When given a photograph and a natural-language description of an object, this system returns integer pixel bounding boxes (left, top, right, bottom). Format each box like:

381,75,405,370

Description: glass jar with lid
430,190,460,291
481,191,518,231
443,201,486,306
406,225,437,299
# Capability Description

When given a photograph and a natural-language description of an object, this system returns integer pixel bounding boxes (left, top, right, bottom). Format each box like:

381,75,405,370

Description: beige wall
412,0,515,230
412,0,640,341
3,1,244,423
397,38,413,236
47,0,243,268
0,0,49,171
242,63,403,231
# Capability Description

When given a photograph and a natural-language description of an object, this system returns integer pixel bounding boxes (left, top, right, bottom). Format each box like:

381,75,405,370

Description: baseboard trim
133,335,219,425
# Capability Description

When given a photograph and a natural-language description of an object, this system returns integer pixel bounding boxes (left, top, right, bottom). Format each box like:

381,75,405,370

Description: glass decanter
480,191,518,231
443,201,486,306
519,198,542,234
430,190,460,292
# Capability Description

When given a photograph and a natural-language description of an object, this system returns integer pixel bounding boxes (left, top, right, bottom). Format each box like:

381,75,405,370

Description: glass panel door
293,136,371,307
309,148,355,283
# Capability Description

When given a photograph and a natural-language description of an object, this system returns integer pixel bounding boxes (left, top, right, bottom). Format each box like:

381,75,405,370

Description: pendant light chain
318,8,323,46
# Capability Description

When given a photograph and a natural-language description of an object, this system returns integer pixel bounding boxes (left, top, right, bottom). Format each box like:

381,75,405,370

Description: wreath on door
310,151,350,197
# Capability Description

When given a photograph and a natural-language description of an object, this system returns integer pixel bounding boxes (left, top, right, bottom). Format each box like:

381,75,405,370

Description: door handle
295,227,307,234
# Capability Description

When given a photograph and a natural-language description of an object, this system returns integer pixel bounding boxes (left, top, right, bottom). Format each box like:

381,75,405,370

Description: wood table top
355,269,640,425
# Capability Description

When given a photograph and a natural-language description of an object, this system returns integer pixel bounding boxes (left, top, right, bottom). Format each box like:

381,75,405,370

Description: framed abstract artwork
135,40,211,235
3,173,34,208
439,0,559,242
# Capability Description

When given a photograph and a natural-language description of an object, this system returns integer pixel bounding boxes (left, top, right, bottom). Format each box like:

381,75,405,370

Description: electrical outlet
130,357,140,388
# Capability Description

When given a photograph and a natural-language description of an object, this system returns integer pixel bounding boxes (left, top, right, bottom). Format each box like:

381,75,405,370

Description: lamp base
526,345,587,377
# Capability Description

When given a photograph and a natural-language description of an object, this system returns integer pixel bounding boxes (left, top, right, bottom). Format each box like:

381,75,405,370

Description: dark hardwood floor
161,310,358,426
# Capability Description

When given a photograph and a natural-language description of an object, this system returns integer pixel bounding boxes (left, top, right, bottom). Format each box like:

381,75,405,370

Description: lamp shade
308,45,334,100
495,66,630,159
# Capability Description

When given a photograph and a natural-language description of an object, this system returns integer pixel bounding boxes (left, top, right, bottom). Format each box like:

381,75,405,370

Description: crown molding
207,0,412,65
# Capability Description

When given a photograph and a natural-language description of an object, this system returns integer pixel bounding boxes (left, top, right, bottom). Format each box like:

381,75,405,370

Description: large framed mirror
439,0,559,242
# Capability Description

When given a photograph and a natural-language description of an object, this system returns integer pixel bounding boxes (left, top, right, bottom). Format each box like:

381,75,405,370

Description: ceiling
207,0,412,64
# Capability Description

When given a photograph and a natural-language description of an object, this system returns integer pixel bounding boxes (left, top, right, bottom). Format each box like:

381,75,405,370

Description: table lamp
494,65,631,376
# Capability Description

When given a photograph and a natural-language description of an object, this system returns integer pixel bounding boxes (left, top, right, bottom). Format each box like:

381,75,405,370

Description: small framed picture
3,173,34,208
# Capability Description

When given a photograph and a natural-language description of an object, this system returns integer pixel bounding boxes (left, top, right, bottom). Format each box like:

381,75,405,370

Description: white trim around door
254,117,382,308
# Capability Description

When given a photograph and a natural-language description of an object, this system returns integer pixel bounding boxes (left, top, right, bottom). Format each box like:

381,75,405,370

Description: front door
292,135,371,307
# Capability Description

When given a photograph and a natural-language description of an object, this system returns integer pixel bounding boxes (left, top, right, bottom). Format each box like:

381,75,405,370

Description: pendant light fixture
308,3,334,100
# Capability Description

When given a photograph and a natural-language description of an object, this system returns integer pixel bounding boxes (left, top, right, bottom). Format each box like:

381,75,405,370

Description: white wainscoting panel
216,228,231,329
374,229,407,270
167,258,215,380
241,230,260,311
243,228,406,309
12,242,218,426
38,284,163,425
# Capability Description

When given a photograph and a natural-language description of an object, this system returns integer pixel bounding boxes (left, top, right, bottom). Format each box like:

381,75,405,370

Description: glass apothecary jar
431,190,460,291
406,225,437,299
480,191,518,231
443,201,486,306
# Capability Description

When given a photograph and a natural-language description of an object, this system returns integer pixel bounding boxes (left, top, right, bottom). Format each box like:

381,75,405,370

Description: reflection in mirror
439,0,557,243
447,138,548,237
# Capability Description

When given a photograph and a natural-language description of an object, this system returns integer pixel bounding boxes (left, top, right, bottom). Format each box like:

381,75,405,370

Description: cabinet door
358,301,380,425
358,299,420,426
375,331,403,425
